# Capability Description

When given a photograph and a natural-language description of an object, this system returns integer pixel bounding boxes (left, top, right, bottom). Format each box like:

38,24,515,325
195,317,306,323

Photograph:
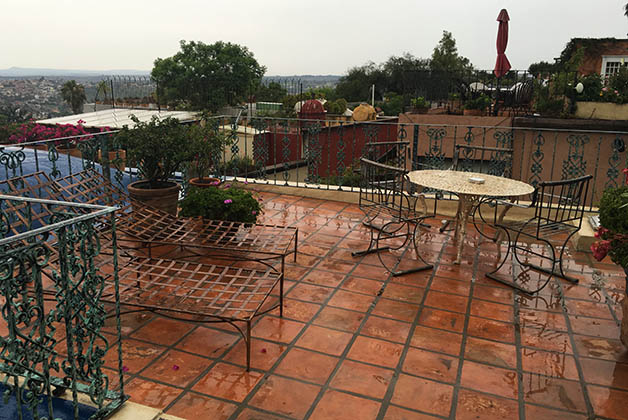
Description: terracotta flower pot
127,180,180,215
188,177,221,189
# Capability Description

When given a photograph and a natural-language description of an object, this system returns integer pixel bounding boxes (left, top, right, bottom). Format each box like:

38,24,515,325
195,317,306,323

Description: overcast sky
1,0,627,75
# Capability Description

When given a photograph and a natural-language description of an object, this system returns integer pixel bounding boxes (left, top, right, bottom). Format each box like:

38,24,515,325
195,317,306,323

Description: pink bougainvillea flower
591,240,611,262
251,210,257,215
172,364,180,371
602,87,608,92
224,199,233,204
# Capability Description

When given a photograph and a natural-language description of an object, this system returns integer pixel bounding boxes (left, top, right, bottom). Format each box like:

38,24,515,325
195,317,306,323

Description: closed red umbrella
494,9,511,78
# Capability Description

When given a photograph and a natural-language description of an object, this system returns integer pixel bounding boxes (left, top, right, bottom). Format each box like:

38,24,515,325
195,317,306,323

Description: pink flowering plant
8,120,110,146
179,184,263,223
591,168,628,267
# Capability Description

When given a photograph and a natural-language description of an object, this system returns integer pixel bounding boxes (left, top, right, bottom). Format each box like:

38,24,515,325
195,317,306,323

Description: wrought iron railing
0,195,125,419
0,116,626,211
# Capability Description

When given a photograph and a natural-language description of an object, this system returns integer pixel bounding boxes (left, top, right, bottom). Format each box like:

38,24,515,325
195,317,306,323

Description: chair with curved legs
483,175,592,294
352,141,435,276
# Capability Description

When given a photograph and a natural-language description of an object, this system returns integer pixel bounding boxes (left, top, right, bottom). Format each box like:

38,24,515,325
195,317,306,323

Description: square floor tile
418,307,465,333
166,391,237,419
125,378,182,410
460,360,518,399
192,362,263,402
402,347,459,383
130,317,194,346
382,405,441,419
390,374,453,417
176,327,239,359
327,289,374,312
524,404,587,420
430,276,471,296
381,283,426,305
410,325,462,356
296,325,353,356
467,316,515,343
309,389,380,420
282,299,321,323
104,339,165,374
223,338,287,371
464,336,517,369
274,348,338,384
341,276,384,296
520,348,580,381
522,374,587,413
455,389,519,420
251,316,305,343
302,269,345,288
470,299,513,323
287,283,334,304
360,316,411,343
330,359,394,399
424,290,468,313
249,375,320,419
313,306,365,332
521,327,573,354
140,349,211,387
347,336,404,368
372,299,420,322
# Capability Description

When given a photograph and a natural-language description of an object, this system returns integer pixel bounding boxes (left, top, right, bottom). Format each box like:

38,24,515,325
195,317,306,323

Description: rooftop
36,108,198,129
88,191,627,420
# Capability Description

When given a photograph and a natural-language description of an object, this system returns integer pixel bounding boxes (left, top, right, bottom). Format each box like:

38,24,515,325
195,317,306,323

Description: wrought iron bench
484,174,592,294
0,171,292,370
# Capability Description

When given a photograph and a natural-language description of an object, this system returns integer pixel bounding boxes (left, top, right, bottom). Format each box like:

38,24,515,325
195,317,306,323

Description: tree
151,40,266,111
334,62,388,102
382,53,430,95
430,31,472,73
255,82,287,102
60,80,87,114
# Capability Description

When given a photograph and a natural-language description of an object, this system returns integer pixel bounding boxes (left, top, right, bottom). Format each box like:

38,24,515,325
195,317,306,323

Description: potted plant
591,172,628,347
448,93,463,115
410,97,430,114
463,94,491,116
180,185,263,224
187,122,230,188
116,115,197,215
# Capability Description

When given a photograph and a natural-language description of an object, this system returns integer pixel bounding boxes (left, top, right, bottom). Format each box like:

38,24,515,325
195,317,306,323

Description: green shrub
180,185,263,223
410,96,429,109
464,94,491,110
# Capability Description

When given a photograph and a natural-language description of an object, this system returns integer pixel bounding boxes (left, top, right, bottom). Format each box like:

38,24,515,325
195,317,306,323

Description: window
601,56,628,78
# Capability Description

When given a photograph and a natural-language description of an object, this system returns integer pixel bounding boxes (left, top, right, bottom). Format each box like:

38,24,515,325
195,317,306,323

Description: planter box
575,101,628,121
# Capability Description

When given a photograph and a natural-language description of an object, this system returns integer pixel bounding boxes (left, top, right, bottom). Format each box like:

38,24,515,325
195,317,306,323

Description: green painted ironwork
562,134,589,180
280,120,291,185
0,147,26,180
605,136,625,190
303,122,322,183
47,144,61,179
251,119,269,180
0,196,126,420
424,127,447,170
529,131,545,188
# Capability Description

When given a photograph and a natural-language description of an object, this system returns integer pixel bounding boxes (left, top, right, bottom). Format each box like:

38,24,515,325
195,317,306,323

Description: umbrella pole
493,77,501,116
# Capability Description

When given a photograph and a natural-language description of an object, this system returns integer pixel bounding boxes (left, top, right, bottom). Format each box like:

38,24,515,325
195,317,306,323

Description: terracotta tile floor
105,192,627,420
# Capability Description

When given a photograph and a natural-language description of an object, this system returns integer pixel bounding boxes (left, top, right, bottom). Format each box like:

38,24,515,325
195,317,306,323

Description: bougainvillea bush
7,120,111,145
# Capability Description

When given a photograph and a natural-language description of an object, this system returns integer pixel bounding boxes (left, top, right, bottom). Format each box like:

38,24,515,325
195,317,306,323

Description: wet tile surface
90,193,627,419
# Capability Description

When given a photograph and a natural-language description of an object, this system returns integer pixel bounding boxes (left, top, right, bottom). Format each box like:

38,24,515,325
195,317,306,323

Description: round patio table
407,170,534,264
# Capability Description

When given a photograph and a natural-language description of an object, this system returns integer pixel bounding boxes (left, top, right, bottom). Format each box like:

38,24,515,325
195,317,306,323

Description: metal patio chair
484,174,592,294
352,141,435,276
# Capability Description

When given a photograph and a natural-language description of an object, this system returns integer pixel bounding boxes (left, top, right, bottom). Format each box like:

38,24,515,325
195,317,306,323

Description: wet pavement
100,192,627,420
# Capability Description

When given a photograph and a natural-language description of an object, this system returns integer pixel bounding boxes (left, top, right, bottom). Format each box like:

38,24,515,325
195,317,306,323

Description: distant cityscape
0,68,341,119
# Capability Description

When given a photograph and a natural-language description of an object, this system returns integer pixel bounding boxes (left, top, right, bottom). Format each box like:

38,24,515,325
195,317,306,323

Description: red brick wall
575,40,628,75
